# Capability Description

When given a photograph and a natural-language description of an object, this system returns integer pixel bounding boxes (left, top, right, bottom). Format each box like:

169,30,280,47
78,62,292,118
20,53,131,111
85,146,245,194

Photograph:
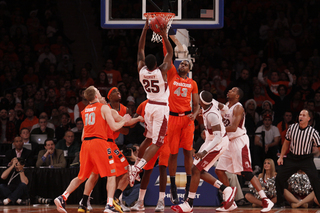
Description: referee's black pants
275,152,320,204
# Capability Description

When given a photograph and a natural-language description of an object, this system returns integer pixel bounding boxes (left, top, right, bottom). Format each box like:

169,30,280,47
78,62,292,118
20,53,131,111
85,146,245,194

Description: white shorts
144,102,169,146
194,136,229,172
216,134,253,175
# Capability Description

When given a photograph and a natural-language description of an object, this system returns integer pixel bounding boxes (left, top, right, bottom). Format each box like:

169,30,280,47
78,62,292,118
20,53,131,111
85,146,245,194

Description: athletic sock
170,176,176,187
62,191,69,201
213,180,226,191
258,190,267,199
107,197,113,206
82,195,89,207
136,158,147,169
114,189,123,200
139,189,147,201
159,192,165,200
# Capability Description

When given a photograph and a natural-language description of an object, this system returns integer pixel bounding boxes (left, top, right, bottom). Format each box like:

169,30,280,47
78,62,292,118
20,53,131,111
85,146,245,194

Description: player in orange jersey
54,86,131,213
162,42,200,204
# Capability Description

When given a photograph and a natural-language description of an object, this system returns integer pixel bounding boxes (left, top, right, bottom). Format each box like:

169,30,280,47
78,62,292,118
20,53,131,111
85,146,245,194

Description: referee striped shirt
286,123,320,155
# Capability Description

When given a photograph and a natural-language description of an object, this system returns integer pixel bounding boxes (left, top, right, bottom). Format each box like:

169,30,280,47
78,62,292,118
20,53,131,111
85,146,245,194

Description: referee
276,109,320,207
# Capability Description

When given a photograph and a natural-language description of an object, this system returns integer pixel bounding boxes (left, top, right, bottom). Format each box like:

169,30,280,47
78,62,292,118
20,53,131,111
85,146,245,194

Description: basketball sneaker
170,185,179,204
171,201,193,212
261,197,274,212
113,198,123,213
128,165,142,187
79,197,92,211
222,186,237,209
155,199,165,212
216,201,238,212
54,196,67,213
131,200,145,211
78,204,87,213
104,204,120,213
120,202,130,212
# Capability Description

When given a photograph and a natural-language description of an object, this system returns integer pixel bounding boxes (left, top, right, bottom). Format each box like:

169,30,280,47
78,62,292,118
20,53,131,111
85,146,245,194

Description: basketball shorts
78,138,117,180
194,136,228,172
167,115,194,154
144,102,169,146
144,136,170,170
216,134,253,175
109,142,129,177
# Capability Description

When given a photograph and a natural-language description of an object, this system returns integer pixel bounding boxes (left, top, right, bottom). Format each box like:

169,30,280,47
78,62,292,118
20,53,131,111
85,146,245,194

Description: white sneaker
79,197,93,211
155,199,165,212
222,186,237,209
171,201,193,212
261,198,274,212
128,165,142,187
131,200,145,211
120,202,130,212
216,202,238,212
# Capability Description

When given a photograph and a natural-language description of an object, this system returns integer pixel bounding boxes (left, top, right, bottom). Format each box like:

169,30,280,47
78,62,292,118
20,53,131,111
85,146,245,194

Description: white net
144,12,175,43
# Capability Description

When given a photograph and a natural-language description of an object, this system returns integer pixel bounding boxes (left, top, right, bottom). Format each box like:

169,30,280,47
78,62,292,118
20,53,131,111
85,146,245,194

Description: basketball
149,16,167,34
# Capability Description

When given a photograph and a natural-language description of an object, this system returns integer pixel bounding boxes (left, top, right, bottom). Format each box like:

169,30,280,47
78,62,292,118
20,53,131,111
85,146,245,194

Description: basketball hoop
144,12,175,43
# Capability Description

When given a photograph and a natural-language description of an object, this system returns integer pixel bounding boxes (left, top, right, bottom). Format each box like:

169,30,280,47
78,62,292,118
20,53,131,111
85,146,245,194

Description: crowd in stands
0,0,320,207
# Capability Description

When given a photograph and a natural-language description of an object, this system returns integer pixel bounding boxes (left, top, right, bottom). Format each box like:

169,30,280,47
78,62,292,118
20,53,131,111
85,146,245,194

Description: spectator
55,131,80,158
23,67,39,86
20,128,39,159
246,158,277,207
314,91,320,113
8,109,21,134
31,112,55,131
0,157,29,205
71,117,83,144
0,108,17,143
30,117,55,139
73,88,88,122
297,75,315,101
76,67,94,89
19,108,38,132
104,59,122,87
38,45,56,64
44,88,59,117
277,111,294,155
36,139,66,168
253,114,281,170
33,91,45,117
49,108,60,128
94,71,111,97
4,136,33,167
258,63,294,96
55,113,75,141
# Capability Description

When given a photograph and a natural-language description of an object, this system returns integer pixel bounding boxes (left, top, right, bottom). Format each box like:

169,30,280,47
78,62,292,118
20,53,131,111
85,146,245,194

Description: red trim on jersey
242,145,253,172
196,150,220,171
155,115,168,147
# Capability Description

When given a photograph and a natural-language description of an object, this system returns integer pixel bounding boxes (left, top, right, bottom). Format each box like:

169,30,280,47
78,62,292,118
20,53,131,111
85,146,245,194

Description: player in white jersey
215,87,274,212
171,91,237,212
128,19,173,187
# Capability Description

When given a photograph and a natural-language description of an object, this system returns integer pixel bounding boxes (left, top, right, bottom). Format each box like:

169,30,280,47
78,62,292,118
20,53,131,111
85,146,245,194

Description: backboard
101,0,224,29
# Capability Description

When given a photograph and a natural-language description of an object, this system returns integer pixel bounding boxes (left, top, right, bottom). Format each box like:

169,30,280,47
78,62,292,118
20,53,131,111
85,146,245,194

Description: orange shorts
167,115,194,154
144,137,170,170
109,142,129,177
78,138,116,180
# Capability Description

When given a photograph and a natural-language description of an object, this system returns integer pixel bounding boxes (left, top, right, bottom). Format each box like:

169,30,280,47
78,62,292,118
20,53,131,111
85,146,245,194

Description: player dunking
171,91,236,212
54,86,131,213
215,87,274,212
128,19,173,186
162,41,200,204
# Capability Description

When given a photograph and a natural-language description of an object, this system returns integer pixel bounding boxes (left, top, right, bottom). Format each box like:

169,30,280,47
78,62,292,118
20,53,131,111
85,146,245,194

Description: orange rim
144,12,175,21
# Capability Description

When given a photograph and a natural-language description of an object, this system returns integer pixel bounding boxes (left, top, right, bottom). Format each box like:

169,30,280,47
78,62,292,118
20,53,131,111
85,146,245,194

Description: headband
199,91,211,105
107,87,117,100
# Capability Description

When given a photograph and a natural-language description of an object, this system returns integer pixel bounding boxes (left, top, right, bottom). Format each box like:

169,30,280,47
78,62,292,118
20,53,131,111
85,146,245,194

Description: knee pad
241,171,254,181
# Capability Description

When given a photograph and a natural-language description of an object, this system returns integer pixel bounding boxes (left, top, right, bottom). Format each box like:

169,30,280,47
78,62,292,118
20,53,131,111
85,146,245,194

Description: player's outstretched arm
137,19,149,72
158,27,173,75
102,105,131,131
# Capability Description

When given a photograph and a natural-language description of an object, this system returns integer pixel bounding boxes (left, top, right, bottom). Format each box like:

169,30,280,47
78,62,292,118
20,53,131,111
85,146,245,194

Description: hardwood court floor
1,205,320,213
